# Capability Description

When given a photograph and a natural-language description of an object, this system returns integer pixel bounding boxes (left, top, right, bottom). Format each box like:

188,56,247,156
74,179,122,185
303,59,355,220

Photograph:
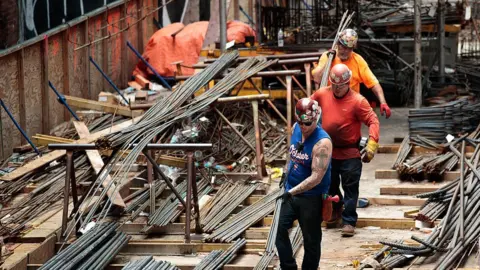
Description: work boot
341,224,355,237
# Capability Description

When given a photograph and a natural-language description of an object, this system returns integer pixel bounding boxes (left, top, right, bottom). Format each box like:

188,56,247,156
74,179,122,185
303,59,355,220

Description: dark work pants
329,158,362,226
275,195,323,270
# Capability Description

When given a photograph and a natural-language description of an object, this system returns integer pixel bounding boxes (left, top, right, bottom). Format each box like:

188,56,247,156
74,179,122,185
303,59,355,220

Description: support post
147,148,154,214
286,75,293,147
185,152,192,243
187,152,202,234
219,0,227,52
414,0,422,108
252,100,268,179
438,0,445,83
305,63,312,96
62,151,74,240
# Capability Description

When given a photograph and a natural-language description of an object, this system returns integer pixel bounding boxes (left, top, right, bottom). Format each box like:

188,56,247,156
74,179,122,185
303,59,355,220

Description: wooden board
90,16,104,99
0,116,141,181
69,23,88,99
107,7,123,88
26,235,56,264
375,169,459,181
24,44,43,140
365,196,426,206
73,121,126,208
64,95,143,117
380,184,443,195
126,0,139,89
48,33,65,131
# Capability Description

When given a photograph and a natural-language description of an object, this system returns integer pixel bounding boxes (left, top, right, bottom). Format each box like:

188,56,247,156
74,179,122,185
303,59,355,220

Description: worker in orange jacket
311,29,391,119
311,63,380,237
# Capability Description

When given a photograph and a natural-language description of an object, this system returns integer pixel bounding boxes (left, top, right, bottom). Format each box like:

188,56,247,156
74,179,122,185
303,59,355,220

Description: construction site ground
3,107,477,270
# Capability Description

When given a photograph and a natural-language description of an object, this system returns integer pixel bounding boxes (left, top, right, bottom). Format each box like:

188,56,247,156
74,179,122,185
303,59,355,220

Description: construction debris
122,256,178,270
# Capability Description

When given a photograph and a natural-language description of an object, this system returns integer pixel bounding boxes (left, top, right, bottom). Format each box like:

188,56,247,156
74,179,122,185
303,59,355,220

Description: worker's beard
338,53,350,61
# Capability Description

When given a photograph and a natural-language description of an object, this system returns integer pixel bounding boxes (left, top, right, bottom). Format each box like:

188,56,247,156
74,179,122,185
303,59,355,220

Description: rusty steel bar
186,151,192,243
203,52,325,63
460,140,465,243
305,63,312,96
175,70,301,80
187,152,202,234
286,75,293,148
252,100,268,179
48,143,213,151
276,57,319,65
62,150,74,240
247,78,287,124
213,108,256,151
216,94,270,103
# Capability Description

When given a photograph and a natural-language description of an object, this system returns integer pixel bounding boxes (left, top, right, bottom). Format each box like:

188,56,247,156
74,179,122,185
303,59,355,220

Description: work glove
276,191,292,203
380,103,391,119
326,49,336,58
279,172,287,188
362,139,379,163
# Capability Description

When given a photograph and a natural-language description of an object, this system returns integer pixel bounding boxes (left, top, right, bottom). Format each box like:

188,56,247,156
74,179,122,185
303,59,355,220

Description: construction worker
311,28,391,119
276,98,332,269
310,63,380,237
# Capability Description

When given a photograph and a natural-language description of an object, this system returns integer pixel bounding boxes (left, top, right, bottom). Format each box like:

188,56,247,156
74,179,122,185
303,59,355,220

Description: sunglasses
298,121,313,126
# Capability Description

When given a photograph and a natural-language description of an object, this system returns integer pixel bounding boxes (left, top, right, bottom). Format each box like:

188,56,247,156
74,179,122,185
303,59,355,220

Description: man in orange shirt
311,63,380,237
311,29,391,119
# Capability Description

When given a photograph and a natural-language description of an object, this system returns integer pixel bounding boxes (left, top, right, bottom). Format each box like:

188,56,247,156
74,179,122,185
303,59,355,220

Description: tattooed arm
288,138,332,196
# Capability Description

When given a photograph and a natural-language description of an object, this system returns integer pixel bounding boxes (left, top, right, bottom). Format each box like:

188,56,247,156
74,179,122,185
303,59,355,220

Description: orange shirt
311,52,379,93
311,87,380,160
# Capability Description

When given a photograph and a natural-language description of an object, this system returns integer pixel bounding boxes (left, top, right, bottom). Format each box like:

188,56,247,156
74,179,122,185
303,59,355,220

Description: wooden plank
64,95,143,117
85,20,91,100
135,75,150,89
128,81,143,91
41,36,50,134
27,235,56,264
0,116,141,181
33,135,75,146
48,34,65,131
156,155,187,168
375,169,459,181
366,196,426,206
73,121,126,208
17,49,26,145
24,44,43,141
62,31,70,122
404,209,420,218
377,144,399,154
380,184,442,195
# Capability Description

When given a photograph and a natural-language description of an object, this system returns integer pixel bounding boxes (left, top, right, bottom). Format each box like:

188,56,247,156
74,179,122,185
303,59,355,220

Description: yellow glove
362,139,378,163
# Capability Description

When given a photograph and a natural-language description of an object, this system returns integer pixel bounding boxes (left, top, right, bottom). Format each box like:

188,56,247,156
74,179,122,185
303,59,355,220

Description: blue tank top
285,124,332,196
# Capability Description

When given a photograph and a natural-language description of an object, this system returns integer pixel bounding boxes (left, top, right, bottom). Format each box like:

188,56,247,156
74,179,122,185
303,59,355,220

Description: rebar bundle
205,189,281,243
122,256,179,270
253,188,283,270
124,181,167,220
199,181,259,232
40,222,130,270
194,238,246,270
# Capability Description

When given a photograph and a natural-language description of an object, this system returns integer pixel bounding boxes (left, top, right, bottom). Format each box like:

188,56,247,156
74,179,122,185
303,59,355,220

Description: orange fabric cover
133,21,255,78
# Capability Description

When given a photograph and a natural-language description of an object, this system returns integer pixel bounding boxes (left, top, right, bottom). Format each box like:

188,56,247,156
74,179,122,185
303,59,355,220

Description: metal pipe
126,41,172,90
414,0,422,108
286,75,293,148
217,94,270,103
219,0,227,52
89,56,130,105
305,63,312,96
61,151,73,240
247,78,287,124
460,140,465,243
276,57,319,65
175,69,301,80
0,99,41,156
252,100,267,179
48,143,213,151
187,151,202,234
48,81,80,121
438,0,445,83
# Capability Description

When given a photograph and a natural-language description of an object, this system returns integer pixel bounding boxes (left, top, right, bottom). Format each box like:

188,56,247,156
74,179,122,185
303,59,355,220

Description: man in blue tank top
275,98,332,270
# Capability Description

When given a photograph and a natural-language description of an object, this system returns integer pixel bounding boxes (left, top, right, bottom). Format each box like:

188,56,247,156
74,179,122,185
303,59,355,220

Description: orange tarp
133,21,256,78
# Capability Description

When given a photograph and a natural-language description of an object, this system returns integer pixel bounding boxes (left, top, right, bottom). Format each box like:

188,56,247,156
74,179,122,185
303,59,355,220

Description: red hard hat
329,63,352,85
295,98,321,123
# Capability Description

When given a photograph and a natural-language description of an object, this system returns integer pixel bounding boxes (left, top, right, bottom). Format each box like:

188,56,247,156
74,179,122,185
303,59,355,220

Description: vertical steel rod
252,100,268,179
286,75,293,148
460,140,465,243
62,150,74,240
305,63,312,96
188,152,202,234
186,153,193,243
414,0,422,108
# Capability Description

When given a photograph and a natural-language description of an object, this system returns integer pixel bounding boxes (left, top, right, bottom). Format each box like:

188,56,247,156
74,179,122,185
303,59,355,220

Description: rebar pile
122,256,178,270
0,155,93,238
193,238,246,270
205,189,281,243
124,181,167,220
77,52,276,233
146,179,212,229
408,98,480,143
199,181,259,232
253,188,283,270
371,138,480,268
40,222,130,270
